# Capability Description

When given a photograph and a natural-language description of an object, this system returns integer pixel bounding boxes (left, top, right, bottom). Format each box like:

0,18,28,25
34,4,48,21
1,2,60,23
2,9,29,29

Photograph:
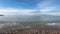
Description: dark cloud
30,11,40,13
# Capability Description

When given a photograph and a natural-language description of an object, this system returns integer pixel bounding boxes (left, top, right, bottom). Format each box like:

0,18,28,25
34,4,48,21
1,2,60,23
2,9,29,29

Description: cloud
0,8,37,15
37,0,60,16
30,11,40,13
37,0,54,8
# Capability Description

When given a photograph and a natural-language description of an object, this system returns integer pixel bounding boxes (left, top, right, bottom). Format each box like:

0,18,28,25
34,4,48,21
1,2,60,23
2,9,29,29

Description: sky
0,0,60,16
0,0,60,27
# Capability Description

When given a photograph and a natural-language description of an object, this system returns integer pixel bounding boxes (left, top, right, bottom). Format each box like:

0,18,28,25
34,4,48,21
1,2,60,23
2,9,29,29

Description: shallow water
0,15,40,21
0,15,59,29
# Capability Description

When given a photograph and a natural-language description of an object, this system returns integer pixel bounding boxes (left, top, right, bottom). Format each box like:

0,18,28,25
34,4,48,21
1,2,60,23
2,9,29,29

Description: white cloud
37,0,54,9
37,0,60,16
40,7,57,13
0,8,37,15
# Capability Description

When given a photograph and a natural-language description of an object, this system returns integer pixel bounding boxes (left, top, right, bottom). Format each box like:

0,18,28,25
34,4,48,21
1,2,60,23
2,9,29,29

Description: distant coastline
0,15,4,16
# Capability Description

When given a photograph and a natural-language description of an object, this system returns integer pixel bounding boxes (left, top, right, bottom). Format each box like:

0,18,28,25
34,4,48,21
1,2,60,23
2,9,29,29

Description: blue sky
0,0,60,16
0,0,60,9
0,0,42,9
